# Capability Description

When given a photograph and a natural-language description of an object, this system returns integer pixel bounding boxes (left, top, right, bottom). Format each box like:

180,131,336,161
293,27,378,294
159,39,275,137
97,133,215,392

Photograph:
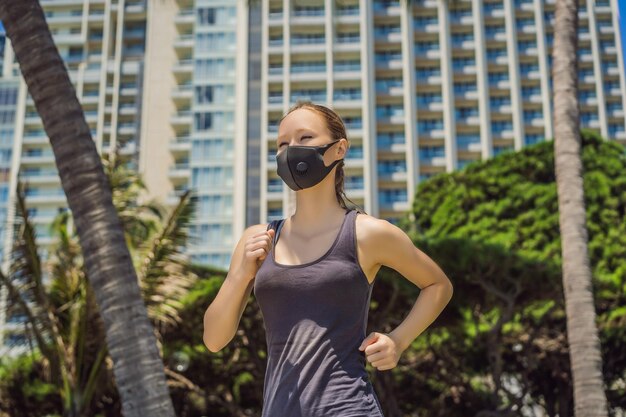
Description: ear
337,138,349,157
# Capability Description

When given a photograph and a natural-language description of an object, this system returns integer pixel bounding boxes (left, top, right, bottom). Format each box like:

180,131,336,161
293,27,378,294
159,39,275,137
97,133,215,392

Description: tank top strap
330,208,358,262
267,218,286,247
266,210,357,261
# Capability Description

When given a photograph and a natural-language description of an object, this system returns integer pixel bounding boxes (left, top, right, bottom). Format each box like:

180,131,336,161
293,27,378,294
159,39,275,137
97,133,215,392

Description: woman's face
276,108,346,166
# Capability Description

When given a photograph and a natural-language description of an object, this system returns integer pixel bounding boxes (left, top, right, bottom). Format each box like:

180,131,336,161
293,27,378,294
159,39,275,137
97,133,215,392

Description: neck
290,175,346,235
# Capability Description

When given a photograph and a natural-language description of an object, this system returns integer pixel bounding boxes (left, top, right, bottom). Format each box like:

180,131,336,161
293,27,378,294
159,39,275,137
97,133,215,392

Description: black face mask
276,140,343,191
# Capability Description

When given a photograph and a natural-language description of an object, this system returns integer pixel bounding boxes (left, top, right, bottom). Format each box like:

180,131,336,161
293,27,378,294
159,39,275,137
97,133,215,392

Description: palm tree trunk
0,1,175,416
553,0,609,415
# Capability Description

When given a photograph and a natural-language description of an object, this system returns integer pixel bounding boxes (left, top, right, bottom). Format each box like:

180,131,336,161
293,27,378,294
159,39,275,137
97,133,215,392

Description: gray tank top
253,208,385,417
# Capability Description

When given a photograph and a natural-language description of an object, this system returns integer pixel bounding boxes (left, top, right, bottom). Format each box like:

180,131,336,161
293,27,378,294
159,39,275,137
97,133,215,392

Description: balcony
19,169,59,184
451,38,475,50
414,18,438,35
484,4,505,18
490,101,513,113
170,110,193,126
373,1,401,16
21,151,56,165
44,10,83,24
414,46,440,61
450,13,474,25
168,163,191,180
419,156,447,167
415,71,442,85
173,59,193,73
417,127,445,140
169,136,191,153
24,189,67,204
452,63,477,76
174,34,194,50
125,0,147,14
378,163,409,181
334,91,362,103
377,135,406,153
175,9,195,25
172,84,193,101
416,96,443,112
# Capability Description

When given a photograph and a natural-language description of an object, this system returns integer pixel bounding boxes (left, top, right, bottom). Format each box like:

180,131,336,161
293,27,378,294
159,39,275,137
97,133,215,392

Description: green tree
0,153,198,417
399,130,625,415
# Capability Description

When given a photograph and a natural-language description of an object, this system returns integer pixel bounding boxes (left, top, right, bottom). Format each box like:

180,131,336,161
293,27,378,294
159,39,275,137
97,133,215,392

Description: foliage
0,152,197,417
161,130,625,417
3,131,625,417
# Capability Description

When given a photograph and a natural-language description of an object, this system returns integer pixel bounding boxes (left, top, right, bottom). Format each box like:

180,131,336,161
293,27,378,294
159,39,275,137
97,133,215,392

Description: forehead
277,108,327,140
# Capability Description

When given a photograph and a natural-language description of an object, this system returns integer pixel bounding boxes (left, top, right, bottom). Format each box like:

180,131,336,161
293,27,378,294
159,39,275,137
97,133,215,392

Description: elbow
444,278,454,301
203,335,223,353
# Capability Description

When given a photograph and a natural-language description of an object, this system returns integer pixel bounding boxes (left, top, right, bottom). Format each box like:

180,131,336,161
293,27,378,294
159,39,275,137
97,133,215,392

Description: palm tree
0,155,198,416
0,1,176,416
552,0,609,415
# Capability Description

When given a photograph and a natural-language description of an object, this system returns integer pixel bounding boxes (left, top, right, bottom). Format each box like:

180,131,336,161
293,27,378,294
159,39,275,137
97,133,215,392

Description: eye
301,135,312,140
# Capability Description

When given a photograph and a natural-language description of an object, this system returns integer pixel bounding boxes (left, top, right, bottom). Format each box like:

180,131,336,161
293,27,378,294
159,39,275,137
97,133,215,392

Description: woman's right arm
202,224,275,353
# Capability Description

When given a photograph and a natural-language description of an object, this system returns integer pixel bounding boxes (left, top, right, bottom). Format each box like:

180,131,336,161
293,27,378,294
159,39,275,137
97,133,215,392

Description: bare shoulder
353,212,401,282
354,211,400,243
354,212,414,268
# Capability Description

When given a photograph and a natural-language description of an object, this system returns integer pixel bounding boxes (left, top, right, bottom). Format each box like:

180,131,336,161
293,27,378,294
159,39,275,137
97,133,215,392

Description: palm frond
137,190,199,328
102,149,164,248
3,181,71,386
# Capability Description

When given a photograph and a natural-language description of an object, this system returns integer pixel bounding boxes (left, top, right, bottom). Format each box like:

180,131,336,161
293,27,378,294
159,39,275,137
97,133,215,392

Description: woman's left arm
357,218,453,371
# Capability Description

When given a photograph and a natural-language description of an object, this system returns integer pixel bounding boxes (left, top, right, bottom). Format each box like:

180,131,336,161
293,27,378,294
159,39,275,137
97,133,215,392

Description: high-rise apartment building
259,0,626,225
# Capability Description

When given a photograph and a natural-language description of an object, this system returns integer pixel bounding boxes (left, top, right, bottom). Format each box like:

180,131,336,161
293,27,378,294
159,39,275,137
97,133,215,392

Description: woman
203,102,453,416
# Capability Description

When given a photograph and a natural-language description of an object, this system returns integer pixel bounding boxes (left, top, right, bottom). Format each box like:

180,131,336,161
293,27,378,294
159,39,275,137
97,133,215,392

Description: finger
249,234,272,245
253,229,273,238
365,352,387,363
251,247,267,259
364,342,384,355
374,363,393,371
248,238,272,253
371,358,393,369
358,332,378,351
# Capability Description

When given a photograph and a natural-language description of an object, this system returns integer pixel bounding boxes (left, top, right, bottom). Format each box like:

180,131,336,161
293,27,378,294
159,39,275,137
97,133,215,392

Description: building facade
259,0,626,226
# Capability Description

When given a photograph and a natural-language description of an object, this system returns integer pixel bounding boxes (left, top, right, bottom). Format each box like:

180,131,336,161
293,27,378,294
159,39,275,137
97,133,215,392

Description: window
195,58,235,79
191,139,233,160
419,146,445,159
378,160,406,174
196,195,233,217
194,112,234,131
198,7,236,26
0,88,18,106
196,32,236,52
195,85,233,104
192,167,234,189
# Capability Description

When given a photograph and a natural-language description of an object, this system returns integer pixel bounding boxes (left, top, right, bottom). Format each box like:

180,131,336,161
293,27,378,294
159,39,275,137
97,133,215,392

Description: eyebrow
277,128,315,141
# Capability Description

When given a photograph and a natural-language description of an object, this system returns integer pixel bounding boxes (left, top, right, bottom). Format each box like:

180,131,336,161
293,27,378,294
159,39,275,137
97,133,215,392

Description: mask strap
318,139,341,155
